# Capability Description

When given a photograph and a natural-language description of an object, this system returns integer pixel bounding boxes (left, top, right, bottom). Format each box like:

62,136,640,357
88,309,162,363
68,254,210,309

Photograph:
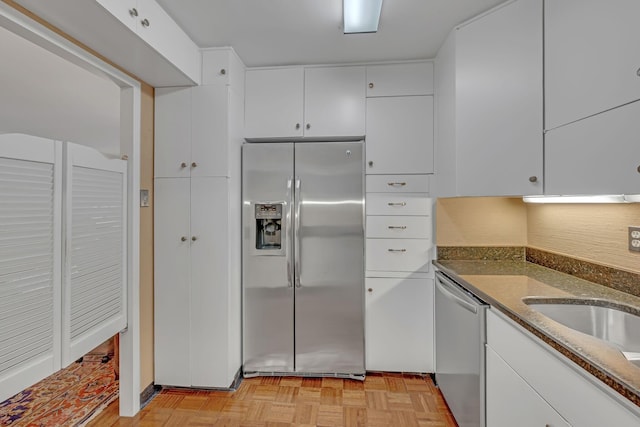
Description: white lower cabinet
364,174,433,372
486,346,569,427
487,309,640,426
154,176,240,387
365,278,434,372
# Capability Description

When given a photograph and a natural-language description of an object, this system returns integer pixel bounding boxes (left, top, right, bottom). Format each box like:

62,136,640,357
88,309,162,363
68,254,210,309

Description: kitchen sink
523,298,640,367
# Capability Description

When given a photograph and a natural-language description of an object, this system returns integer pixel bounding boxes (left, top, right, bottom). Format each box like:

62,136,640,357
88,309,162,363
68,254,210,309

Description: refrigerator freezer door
294,142,365,374
242,143,295,373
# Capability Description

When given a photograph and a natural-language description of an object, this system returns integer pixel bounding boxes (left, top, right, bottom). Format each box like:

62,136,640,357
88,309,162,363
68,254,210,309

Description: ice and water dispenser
254,203,283,251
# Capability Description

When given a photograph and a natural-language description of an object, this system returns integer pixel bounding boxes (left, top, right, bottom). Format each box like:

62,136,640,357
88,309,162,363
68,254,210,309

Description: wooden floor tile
89,373,458,427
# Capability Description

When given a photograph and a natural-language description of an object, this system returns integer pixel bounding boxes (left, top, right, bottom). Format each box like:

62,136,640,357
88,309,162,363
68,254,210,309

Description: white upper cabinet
135,0,201,83
96,0,137,32
456,0,543,196
366,62,434,97
156,85,241,178
545,100,640,195
15,0,201,86
304,67,366,138
545,0,640,130
366,96,434,175
245,68,305,140
155,87,191,178
435,0,543,197
244,66,365,141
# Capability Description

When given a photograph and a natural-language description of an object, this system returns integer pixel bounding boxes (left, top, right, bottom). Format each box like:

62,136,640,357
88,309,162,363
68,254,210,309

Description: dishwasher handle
436,273,479,314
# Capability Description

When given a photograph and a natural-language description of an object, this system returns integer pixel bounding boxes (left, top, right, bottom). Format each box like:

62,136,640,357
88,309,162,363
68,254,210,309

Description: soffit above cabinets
14,0,201,87
155,0,505,67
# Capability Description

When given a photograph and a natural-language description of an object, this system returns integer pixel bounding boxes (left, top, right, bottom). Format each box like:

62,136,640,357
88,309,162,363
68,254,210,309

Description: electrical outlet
630,226,640,252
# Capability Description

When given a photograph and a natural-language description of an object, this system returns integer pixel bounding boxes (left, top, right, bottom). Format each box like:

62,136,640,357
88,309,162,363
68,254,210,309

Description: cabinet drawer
366,216,431,240
366,193,430,216
366,175,430,193
366,239,431,272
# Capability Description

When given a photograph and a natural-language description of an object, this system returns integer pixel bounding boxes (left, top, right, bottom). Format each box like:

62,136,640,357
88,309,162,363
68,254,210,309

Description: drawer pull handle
388,249,407,253
388,226,407,230
387,182,407,187
388,202,407,206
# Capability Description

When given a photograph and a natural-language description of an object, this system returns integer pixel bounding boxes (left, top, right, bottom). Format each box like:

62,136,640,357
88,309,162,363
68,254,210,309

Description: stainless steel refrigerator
242,142,365,379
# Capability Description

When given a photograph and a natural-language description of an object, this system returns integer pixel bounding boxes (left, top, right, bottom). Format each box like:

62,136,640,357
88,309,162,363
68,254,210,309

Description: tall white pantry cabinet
364,62,435,373
154,48,244,388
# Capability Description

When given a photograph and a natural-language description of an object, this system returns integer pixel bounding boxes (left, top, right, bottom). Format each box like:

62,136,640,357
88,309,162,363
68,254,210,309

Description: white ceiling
0,25,121,156
156,0,506,67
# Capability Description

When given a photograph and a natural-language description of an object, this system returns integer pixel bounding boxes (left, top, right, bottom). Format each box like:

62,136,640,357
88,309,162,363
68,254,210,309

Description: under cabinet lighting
522,195,640,204
344,0,383,33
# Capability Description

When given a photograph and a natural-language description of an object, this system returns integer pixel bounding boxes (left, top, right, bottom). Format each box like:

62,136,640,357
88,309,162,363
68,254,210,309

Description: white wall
0,25,120,156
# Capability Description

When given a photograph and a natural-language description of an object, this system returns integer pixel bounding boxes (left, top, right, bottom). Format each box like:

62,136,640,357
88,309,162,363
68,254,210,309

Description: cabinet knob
637,165,640,173
141,18,150,28
191,236,197,242
180,236,187,242
306,123,311,130
129,8,138,17
637,68,640,77
368,160,374,167
295,123,300,130
367,288,373,293
529,176,538,183
180,162,187,168
220,68,226,75
191,162,198,168
368,82,374,89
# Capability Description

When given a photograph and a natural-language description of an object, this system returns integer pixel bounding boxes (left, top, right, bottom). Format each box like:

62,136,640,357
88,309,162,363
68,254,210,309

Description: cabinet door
96,0,137,32
190,177,229,387
154,178,191,386
366,62,433,97
191,85,229,177
244,68,304,140
366,96,434,174
456,0,543,196
545,0,640,130
365,278,433,372
304,66,365,139
486,346,570,427
155,87,191,178
545,100,640,195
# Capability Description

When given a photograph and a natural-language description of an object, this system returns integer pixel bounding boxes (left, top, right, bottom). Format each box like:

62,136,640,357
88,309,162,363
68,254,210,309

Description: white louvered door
0,134,62,403
63,143,127,365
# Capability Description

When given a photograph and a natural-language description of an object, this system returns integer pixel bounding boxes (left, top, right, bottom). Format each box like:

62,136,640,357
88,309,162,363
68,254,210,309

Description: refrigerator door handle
294,177,302,288
286,177,294,288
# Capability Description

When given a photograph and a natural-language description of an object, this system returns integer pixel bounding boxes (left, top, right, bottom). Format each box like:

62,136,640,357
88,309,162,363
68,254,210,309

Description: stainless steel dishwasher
435,270,488,427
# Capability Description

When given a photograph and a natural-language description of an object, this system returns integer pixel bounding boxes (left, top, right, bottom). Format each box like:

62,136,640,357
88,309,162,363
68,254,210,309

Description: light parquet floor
88,373,458,427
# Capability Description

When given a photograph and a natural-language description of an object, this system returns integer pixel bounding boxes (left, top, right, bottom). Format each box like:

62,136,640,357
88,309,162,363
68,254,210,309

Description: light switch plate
140,189,150,207
629,226,640,252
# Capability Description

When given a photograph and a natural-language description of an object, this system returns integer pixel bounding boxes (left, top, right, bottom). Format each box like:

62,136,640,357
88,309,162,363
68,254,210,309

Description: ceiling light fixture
343,0,383,34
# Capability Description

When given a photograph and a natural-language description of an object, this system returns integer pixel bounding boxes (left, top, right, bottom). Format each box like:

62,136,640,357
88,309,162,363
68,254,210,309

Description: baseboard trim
139,382,160,408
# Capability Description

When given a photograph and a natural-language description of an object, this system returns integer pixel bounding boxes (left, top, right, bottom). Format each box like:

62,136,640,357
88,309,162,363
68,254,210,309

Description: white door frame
0,4,142,416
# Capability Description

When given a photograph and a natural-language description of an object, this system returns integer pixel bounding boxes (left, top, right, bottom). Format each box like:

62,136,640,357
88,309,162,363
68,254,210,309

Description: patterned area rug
0,355,118,426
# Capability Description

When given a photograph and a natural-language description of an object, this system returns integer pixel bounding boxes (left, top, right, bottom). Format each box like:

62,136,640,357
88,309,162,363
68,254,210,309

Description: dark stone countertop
434,259,640,408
